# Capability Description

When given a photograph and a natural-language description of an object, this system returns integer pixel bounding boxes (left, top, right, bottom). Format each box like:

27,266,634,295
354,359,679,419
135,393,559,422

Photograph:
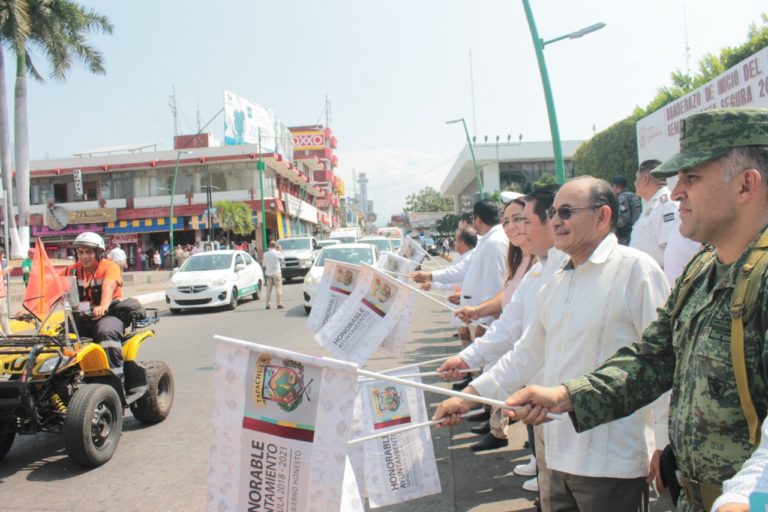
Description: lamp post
169,150,193,269
521,0,605,184
257,129,267,255
202,185,220,249
446,118,483,197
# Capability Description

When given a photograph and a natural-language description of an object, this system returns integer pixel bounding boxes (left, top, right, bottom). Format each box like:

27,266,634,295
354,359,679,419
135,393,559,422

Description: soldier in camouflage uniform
612,175,642,245
505,108,768,512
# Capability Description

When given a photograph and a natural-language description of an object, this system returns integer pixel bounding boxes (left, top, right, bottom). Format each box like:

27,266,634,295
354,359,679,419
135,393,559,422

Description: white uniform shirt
262,249,284,277
629,186,679,267
458,224,509,324
712,416,768,510
430,251,469,291
461,247,566,369
473,234,670,478
432,248,474,286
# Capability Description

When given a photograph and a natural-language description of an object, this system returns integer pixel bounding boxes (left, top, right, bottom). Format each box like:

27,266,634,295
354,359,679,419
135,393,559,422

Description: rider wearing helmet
64,232,125,380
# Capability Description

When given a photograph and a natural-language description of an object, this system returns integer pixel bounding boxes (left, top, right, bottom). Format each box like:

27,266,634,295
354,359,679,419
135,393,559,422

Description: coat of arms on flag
253,355,313,412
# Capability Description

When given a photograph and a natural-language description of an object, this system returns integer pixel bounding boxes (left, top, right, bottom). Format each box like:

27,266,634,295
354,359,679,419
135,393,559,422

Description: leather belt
677,474,720,511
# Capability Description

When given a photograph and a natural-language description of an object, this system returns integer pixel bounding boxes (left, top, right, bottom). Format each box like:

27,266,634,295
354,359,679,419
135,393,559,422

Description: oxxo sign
291,130,325,150
73,169,84,198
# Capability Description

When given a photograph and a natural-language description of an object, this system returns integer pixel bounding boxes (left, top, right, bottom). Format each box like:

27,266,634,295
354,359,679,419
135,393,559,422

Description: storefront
105,217,183,271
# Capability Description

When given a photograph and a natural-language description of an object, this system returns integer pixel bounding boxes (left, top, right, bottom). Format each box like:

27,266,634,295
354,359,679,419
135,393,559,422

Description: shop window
53,183,68,203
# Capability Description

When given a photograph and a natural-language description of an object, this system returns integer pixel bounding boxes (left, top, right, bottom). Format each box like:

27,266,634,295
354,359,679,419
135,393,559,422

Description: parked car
390,238,403,251
313,239,341,257
302,243,380,314
277,236,318,281
358,235,394,254
422,237,439,255
165,250,264,313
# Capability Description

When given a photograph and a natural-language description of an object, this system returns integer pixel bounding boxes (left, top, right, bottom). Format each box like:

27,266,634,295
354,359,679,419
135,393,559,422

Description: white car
313,239,341,257
358,236,394,254
165,250,264,314
302,243,379,314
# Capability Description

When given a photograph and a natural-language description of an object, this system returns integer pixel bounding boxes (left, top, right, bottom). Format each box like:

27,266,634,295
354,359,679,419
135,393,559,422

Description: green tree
530,173,558,190
0,0,113,256
404,186,454,213
215,200,254,246
435,213,458,236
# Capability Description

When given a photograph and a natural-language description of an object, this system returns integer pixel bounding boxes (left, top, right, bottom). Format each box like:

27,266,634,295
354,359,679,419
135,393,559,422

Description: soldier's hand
432,396,473,428
716,505,749,512
437,356,469,381
455,305,479,323
447,293,461,305
409,271,431,283
647,449,663,490
504,384,573,424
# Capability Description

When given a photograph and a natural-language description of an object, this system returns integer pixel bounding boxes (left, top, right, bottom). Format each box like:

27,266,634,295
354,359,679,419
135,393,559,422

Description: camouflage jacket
565,228,768,489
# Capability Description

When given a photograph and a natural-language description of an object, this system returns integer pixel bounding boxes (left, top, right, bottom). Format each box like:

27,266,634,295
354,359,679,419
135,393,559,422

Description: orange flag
22,238,69,319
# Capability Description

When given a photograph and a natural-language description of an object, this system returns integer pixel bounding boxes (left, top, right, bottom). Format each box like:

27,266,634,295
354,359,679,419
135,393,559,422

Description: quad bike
0,297,174,467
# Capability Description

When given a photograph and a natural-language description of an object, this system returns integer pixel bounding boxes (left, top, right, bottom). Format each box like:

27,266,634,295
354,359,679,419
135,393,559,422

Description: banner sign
208,337,358,512
223,90,294,162
314,264,412,365
399,237,428,264
307,260,361,334
375,253,418,357
359,370,441,508
637,46,768,164
68,208,117,224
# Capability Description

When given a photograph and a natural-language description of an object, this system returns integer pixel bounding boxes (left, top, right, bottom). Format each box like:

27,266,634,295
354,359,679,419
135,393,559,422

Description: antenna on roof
169,85,178,138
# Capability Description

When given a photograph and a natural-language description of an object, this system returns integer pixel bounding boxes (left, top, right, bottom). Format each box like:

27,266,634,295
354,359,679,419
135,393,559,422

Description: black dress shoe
466,409,491,422
451,375,472,391
470,433,508,452
470,421,491,435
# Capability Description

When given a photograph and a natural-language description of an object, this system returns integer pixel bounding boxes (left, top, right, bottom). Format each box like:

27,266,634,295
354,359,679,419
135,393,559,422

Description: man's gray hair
721,146,768,182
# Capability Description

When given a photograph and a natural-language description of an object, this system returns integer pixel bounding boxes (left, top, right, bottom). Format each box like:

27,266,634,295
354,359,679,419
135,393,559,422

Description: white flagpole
379,355,451,374
347,409,485,446
355,368,565,421
358,368,480,382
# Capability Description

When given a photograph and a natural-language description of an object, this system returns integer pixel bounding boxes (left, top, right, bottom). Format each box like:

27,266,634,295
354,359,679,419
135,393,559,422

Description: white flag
375,251,419,283
376,252,419,357
307,260,361,333
314,264,412,365
398,236,429,264
359,370,441,507
208,336,359,512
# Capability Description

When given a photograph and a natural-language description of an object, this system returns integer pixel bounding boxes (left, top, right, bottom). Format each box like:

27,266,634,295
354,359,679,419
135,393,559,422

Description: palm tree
214,200,254,247
0,0,112,256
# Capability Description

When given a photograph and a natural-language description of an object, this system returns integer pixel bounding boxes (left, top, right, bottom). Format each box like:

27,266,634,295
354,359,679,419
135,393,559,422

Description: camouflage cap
651,108,768,178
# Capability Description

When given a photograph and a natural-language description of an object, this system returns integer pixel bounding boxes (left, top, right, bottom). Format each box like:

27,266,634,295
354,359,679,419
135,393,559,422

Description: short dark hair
456,227,478,249
458,212,473,225
473,199,500,226
638,159,662,173
588,178,619,229
611,175,628,189
524,184,559,223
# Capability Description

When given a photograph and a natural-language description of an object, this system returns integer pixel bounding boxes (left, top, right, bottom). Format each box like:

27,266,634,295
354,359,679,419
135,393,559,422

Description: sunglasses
545,206,598,220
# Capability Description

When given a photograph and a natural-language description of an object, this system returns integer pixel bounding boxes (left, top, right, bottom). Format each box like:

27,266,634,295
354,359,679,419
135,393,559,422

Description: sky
13,0,768,223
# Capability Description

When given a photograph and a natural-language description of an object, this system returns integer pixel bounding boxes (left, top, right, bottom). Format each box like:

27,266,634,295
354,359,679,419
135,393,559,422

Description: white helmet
74,232,106,252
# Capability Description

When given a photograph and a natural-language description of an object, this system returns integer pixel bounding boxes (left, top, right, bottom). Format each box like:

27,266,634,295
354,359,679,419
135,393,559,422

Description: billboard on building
223,90,293,161
637,47,768,163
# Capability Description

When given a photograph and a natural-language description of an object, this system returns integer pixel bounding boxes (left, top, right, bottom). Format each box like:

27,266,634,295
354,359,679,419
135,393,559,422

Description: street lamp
446,118,483,197
257,129,267,255
201,184,220,249
169,150,193,269
521,0,605,183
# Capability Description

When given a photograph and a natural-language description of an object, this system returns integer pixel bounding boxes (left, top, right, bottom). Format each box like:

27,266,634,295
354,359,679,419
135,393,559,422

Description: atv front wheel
130,361,174,423
0,412,16,461
64,384,123,467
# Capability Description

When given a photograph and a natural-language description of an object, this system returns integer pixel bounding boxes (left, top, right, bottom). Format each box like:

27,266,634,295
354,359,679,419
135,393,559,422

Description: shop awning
105,217,183,234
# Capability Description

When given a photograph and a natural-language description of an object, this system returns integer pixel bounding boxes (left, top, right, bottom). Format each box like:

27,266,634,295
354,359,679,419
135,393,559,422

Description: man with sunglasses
435,176,670,511
505,108,768,512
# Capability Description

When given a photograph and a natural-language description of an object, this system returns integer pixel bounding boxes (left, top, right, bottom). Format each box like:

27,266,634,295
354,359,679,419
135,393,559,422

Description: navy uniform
629,186,680,267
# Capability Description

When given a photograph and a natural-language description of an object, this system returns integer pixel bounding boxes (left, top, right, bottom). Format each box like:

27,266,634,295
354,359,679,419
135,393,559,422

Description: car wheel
227,288,238,310
252,281,262,301
130,361,174,423
64,383,122,467
304,306,311,315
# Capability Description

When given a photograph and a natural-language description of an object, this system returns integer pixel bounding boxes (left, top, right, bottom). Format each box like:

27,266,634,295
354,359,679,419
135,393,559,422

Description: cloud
334,148,456,225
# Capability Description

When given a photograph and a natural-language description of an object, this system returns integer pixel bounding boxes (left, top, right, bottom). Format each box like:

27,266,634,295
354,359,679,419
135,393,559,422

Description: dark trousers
549,470,647,512
74,314,125,379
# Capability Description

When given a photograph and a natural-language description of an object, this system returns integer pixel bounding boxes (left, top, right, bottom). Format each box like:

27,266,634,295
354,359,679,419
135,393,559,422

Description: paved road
0,263,672,511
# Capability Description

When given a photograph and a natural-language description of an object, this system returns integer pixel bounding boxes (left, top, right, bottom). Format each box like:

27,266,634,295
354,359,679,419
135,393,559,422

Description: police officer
65,232,126,381
612,175,641,245
505,108,768,512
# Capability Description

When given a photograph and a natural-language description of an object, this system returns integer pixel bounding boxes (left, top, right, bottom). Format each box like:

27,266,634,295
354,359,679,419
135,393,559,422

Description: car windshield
279,238,311,250
317,240,340,248
331,236,356,244
180,254,233,271
360,239,391,252
315,247,374,266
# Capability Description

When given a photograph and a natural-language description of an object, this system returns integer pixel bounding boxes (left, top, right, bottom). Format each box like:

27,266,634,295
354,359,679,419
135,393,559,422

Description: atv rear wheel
64,384,122,467
130,361,174,423
0,412,15,461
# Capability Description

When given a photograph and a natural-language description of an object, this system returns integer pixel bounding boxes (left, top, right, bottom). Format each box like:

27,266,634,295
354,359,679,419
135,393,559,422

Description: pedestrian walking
262,241,284,309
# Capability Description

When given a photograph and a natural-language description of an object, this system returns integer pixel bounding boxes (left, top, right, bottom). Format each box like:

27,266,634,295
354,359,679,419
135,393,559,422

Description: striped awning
189,214,220,230
105,217,183,234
